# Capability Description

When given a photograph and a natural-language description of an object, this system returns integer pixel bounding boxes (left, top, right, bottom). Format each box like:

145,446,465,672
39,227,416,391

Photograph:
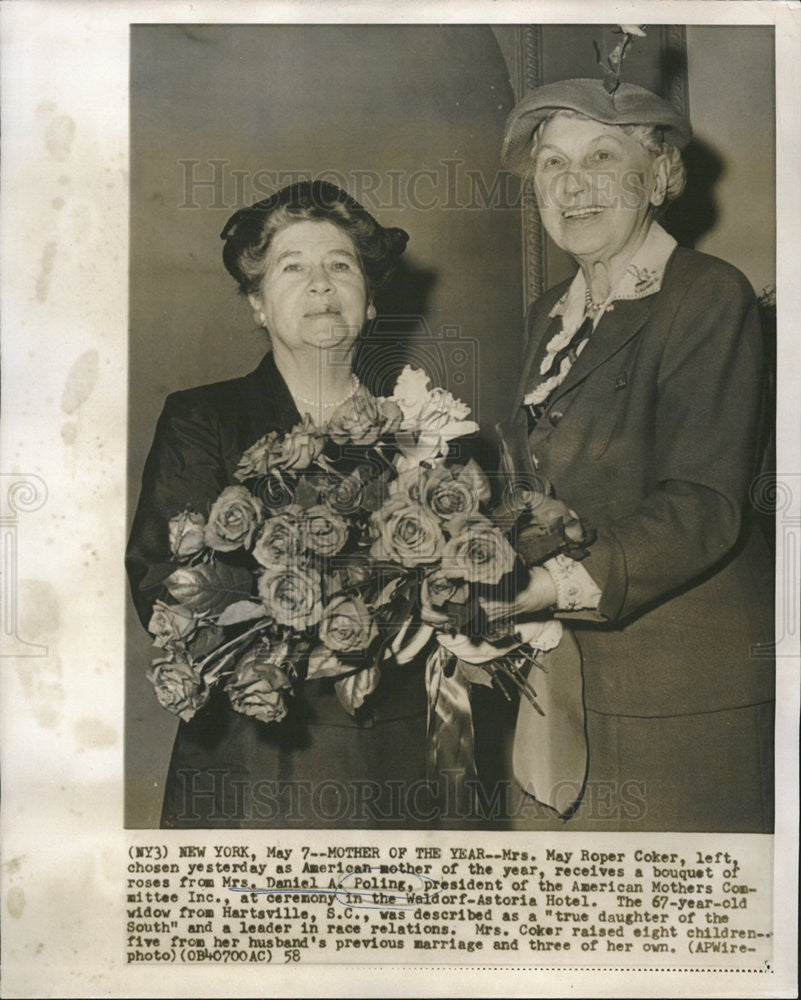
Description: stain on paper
61,349,98,414
7,887,25,918
16,658,65,729
35,242,58,302
61,422,78,445
15,579,64,728
74,717,117,749
45,115,76,161
63,201,94,248
18,579,61,638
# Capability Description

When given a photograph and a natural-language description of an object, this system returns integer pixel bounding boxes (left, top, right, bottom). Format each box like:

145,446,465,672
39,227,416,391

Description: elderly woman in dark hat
127,181,432,829
488,79,774,831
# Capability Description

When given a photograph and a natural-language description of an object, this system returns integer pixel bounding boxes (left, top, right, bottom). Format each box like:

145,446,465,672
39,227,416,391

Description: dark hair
220,180,409,297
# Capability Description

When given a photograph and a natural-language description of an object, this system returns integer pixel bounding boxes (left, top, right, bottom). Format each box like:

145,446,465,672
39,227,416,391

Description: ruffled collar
522,223,677,409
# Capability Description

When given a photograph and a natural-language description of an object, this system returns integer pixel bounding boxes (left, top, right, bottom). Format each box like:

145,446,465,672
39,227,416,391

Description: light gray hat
501,77,693,173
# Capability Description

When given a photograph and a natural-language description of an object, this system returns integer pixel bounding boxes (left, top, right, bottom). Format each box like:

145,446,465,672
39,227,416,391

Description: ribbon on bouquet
424,645,477,818
427,625,588,819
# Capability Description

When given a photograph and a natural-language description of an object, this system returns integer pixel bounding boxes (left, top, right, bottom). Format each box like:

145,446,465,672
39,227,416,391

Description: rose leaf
307,644,347,680
217,600,266,626
165,562,254,616
296,475,321,509
138,562,178,592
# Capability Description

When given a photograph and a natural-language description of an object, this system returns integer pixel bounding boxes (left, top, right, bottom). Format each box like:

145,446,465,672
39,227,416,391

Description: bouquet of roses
144,366,593,726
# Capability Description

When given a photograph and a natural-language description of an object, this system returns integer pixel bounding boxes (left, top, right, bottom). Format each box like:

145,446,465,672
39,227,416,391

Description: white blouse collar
548,221,678,324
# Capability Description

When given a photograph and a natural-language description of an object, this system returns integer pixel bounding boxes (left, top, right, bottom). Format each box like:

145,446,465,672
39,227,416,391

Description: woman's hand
437,617,561,666
479,565,557,623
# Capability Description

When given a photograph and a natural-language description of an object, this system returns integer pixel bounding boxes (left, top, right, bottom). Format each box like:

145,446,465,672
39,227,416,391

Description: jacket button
548,410,563,426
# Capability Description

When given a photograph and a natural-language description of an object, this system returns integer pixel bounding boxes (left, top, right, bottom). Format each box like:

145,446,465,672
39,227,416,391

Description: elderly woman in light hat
488,79,774,831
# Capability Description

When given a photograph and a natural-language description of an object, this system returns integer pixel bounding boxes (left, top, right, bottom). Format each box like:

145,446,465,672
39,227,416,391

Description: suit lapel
237,353,301,447
548,296,652,405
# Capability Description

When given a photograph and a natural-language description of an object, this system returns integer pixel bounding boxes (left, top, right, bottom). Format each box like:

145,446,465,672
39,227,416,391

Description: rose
204,485,263,552
323,470,366,516
390,366,480,469
405,389,479,466
370,494,445,568
234,417,324,480
522,494,586,544
252,506,306,568
392,364,478,438
335,664,381,716
326,385,385,446
329,554,372,593
416,387,479,443
420,569,469,626
392,365,432,424
278,415,325,470
147,600,197,648
226,644,293,724
423,461,490,523
234,432,284,481
425,466,475,521
441,514,516,585
388,467,424,504
302,505,349,557
319,595,378,654
376,396,403,434
229,681,287,724
258,565,324,628
147,657,208,722
251,471,298,514
168,510,206,560
421,569,469,611
419,387,469,430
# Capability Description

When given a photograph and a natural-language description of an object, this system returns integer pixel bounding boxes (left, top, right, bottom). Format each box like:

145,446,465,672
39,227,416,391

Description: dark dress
126,353,430,829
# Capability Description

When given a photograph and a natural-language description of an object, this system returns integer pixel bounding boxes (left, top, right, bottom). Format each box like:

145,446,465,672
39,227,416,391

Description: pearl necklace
292,373,360,409
584,287,607,316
